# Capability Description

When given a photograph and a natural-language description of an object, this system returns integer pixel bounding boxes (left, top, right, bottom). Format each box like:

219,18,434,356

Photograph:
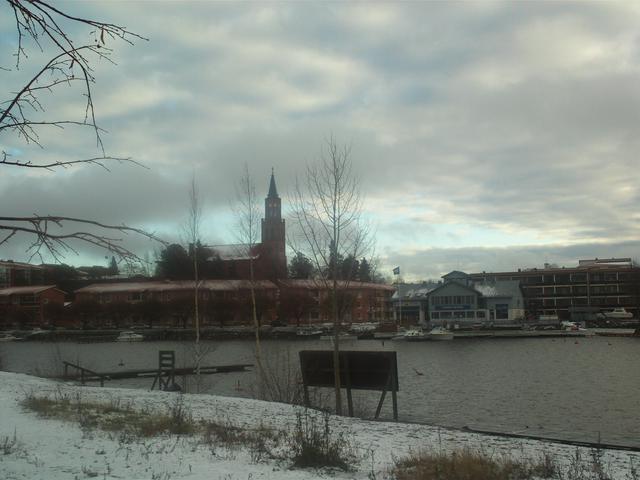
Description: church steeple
267,168,279,198
264,168,281,221
261,169,286,279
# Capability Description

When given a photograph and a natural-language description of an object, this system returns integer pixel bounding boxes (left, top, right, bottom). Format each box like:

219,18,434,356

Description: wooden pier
61,360,252,386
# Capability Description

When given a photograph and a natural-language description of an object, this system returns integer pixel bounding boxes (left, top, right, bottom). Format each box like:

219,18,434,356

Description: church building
209,171,287,280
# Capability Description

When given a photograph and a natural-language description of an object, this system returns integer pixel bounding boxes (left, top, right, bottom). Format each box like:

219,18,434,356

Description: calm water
1,336,639,448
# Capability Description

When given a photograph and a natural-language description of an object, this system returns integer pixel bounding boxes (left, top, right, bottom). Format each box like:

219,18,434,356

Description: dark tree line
288,251,376,282
155,243,224,280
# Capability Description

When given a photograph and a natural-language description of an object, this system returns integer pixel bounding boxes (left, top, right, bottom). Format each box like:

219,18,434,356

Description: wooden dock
452,330,590,339
60,361,252,386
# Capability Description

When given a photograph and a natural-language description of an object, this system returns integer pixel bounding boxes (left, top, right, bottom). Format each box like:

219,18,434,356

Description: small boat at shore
296,328,323,339
603,308,633,320
116,331,144,342
427,327,454,341
320,333,358,342
403,329,429,341
0,333,20,342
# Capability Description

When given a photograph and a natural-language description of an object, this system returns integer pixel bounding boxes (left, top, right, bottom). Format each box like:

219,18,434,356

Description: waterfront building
0,260,44,288
391,282,439,326
392,272,524,327
0,285,66,329
75,280,279,328
73,279,393,329
469,258,640,321
279,279,394,325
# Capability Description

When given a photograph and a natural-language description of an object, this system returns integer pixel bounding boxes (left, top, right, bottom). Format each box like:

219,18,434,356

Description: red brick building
278,279,394,326
0,285,66,329
75,280,279,328
71,279,394,329
0,260,44,288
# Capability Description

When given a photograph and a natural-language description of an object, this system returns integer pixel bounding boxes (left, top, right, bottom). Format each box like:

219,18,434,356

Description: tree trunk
194,252,201,393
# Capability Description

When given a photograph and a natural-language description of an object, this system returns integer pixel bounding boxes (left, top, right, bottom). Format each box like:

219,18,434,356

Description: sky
1,1,639,281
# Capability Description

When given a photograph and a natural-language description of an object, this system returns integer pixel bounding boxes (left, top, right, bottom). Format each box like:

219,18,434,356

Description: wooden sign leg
303,385,310,407
375,387,388,419
344,355,354,417
391,368,398,421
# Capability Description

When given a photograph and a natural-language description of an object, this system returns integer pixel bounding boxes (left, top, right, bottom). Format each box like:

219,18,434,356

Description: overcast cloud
1,1,639,279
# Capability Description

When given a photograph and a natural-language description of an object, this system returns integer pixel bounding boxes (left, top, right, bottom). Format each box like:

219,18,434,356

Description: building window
20,294,37,305
130,292,143,302
495,304,509,319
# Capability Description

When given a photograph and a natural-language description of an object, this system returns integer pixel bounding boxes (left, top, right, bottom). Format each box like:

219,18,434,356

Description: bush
391,448,558,480
201,418,282,462
289,409,355,471
21,392,196,438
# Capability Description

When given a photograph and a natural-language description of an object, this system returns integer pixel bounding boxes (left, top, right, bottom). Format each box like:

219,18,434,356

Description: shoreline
1,371,639,479
3,325,638,342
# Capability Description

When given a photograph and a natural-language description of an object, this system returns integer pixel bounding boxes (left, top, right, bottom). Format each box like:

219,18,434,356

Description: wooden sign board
299,350,398,391
299,350,399,419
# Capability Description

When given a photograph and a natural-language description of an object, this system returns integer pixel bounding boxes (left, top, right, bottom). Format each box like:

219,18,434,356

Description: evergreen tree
288,252,315,279
341,254,359,280
108,256,119,276
358,258,371,282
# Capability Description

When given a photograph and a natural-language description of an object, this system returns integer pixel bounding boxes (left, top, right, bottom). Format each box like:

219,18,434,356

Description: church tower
260,170,286,278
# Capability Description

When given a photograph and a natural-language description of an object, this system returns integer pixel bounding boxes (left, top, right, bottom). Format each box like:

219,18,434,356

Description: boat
296,328,323,339
561,321,580,331
603,308,633,320
427,327,454,341
319,333,358,342
116,331,144,342
0,333,20,342
403,329,429,342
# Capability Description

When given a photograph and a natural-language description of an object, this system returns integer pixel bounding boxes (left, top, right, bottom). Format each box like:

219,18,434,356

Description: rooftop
75,280,278,294
0,285,60,296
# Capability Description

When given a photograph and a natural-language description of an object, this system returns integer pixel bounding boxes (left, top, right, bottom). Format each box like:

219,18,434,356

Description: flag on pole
393,266,400,275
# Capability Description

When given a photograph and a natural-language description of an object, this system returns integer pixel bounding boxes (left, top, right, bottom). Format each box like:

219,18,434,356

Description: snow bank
0,371,637,479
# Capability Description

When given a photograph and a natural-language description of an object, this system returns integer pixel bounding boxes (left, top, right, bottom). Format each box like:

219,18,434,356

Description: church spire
267,168,279,198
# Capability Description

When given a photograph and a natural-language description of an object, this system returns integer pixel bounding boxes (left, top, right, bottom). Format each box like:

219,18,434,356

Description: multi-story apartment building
0,260,44,288
469,258,640,320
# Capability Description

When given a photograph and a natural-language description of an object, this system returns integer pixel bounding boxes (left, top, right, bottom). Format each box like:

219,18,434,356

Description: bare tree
290,137,372,415
1,1,160,263
183,176,204,392
233,164,265,379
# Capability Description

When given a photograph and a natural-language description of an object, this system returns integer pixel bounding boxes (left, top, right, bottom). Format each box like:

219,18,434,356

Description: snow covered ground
0,371,638,479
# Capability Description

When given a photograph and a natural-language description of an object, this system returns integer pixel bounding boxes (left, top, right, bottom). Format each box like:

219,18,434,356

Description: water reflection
1,336,638,447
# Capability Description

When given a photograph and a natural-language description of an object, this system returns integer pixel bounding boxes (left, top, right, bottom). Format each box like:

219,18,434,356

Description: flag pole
393,267,401,328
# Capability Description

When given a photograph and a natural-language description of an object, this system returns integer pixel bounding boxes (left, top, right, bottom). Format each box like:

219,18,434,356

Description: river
1,335,638,448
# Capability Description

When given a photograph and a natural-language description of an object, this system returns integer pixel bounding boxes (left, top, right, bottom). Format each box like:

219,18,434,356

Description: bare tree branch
1,1,161,263
0,215,166,264
2,0,147,168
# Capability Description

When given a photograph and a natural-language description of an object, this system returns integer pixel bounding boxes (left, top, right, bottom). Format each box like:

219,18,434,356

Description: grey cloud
386,241,640,281
2,2,640,275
